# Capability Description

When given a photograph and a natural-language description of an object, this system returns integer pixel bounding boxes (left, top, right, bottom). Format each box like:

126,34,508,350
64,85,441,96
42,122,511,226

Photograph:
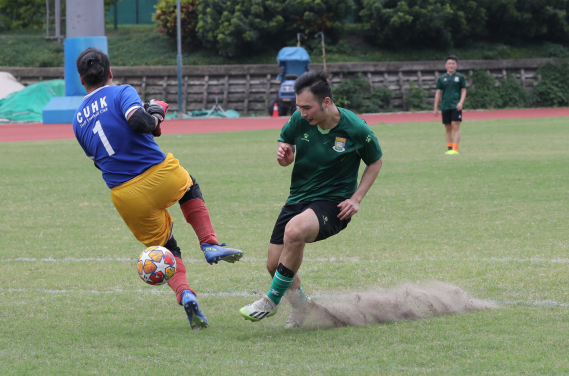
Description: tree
155,0,200,45
358,0,487,48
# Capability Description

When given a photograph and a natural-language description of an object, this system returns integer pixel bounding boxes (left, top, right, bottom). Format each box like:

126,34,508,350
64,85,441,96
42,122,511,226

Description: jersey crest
333,137,346,152
454,76,460,82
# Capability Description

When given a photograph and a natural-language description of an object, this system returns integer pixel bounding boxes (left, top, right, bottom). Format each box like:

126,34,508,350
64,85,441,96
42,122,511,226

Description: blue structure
43,0,108,124
270,47,311,116
276,47,311,83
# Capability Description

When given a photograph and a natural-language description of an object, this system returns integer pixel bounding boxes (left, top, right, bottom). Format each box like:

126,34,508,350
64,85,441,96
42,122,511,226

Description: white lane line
493,300,569,308
1,287,568,307
3,257,569,264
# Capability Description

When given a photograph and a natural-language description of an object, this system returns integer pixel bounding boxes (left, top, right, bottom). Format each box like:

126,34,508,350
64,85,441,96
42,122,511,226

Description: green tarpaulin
0,80,64,123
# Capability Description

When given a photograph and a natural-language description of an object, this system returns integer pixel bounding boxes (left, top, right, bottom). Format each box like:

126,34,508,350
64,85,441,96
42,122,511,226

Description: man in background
434,55,467,155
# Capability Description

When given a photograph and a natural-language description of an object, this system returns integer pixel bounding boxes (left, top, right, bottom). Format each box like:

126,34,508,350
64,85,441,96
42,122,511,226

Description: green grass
1,117,568,374
0,24,566,67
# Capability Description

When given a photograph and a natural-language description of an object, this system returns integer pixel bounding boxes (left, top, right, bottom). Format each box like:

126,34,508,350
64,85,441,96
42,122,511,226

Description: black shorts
270,201,351,244
442,109,462,124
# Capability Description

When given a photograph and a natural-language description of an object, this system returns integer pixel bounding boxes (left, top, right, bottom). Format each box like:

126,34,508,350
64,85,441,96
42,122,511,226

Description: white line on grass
1,287,568,308
4,256,569,264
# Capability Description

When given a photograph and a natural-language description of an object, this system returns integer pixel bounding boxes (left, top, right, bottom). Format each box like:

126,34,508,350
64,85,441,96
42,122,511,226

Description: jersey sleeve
118,85,143,120
460,75,466,89
436,76,443,90
278,112,301,145
358,126,382,166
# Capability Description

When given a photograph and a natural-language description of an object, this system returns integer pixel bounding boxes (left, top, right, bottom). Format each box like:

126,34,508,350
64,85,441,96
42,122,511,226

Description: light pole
297,33,306,47
315,32,326,71
176,0,183,119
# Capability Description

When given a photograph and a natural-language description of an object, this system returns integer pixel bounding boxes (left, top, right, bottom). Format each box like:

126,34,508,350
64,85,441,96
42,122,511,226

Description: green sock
266,270,294,305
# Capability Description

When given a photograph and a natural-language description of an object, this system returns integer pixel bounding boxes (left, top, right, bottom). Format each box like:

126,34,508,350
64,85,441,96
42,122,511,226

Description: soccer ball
137,246,177,285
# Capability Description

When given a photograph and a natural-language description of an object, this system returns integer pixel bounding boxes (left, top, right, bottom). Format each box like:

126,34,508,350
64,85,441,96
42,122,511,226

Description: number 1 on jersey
93,120,115,156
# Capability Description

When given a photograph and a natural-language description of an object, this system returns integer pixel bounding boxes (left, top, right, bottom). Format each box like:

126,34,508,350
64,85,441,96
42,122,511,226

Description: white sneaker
239,295,279,322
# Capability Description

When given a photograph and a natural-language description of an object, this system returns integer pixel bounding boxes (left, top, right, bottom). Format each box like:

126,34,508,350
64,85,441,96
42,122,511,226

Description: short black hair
446,55,458,63
294,71,333,104
76,48,111,88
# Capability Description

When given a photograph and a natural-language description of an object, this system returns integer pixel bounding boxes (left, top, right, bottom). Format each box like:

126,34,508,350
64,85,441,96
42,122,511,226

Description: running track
1,108,567,143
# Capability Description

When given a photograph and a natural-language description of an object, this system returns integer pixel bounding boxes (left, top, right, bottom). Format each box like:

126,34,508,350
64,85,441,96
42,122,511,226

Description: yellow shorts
111,153,192,247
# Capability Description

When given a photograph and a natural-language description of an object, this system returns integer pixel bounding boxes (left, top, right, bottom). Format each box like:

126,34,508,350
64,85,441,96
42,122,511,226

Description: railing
2,58,565,114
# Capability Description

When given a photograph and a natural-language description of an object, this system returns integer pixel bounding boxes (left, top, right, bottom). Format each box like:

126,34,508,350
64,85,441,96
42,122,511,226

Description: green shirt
278,107,382,204
436,72,466,110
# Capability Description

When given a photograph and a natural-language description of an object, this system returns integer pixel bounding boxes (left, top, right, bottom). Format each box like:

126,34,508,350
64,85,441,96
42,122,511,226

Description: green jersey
436,72,466,110
278,107,382,204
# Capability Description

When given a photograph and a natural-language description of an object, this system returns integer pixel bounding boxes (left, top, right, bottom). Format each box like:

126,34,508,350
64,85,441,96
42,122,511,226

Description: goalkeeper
72,47,243,330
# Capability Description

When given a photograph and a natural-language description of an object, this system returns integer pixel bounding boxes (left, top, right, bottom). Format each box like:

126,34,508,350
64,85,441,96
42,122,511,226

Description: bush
405,81,430,111
194,0,349,57
465,69,533,109
534,61,569,107
332,73,392,113
484,0,569,43
0,0,115,30
0,0,46,30
154,0,200,45
357,0,569,49
464,69,498,109
494,73,533,108
358,0,487,48
196,0,285,57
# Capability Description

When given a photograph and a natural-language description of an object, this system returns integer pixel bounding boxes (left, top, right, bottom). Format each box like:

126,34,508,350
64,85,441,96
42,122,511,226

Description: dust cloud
295,281,496,329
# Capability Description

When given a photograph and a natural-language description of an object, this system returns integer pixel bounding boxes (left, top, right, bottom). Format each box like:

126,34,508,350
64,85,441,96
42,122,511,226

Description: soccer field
1,117,568,375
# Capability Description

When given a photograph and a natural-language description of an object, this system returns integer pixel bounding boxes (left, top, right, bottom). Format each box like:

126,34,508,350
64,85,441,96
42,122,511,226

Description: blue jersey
73,85,166,188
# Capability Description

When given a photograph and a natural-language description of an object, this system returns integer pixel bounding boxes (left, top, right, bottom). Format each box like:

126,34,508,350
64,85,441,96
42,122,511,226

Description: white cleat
240,295,279,322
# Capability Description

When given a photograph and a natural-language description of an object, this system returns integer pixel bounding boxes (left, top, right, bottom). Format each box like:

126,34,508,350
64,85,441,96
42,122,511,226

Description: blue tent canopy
276,47,311,82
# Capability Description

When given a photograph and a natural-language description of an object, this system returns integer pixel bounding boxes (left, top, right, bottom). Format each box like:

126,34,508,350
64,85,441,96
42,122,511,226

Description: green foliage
154,0,200,45
195,0,349,57
196,0,285,57
494,73,533,108
0,0,115,30
533,61,569,107
484,0,569,43
544,42,569,58
405,81,430,111
332,73,392,113
359,0,487,48
464,69,498,109
465,69,532,109
281,0,349,40
0,0,45,30
358,0,569,49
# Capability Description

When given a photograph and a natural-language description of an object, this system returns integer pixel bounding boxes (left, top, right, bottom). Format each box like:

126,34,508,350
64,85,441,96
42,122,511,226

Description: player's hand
151,125,162,137
277,143,294,166
337,198,360,220
434,109,439,117
456,103,463,111
146,99,169,123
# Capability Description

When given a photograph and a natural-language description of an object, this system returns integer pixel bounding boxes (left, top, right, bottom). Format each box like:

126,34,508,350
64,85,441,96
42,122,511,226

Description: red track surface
1,107,567,143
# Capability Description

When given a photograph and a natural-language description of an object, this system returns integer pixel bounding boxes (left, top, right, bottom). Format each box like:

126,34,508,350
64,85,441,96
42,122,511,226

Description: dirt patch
297,281,496,329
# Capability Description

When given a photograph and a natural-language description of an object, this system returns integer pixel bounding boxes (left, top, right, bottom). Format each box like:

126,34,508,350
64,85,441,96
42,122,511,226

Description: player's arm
433,89,441,116
277,141,295,166
456,88,467,111
337,157,382,220
126,100,169,136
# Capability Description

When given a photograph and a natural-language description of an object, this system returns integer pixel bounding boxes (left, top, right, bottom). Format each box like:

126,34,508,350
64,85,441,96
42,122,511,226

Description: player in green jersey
434,55,467,155
239,71,383,327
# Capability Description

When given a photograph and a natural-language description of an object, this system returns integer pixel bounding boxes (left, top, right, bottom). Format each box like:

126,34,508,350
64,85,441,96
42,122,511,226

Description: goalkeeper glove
144,99,169,137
